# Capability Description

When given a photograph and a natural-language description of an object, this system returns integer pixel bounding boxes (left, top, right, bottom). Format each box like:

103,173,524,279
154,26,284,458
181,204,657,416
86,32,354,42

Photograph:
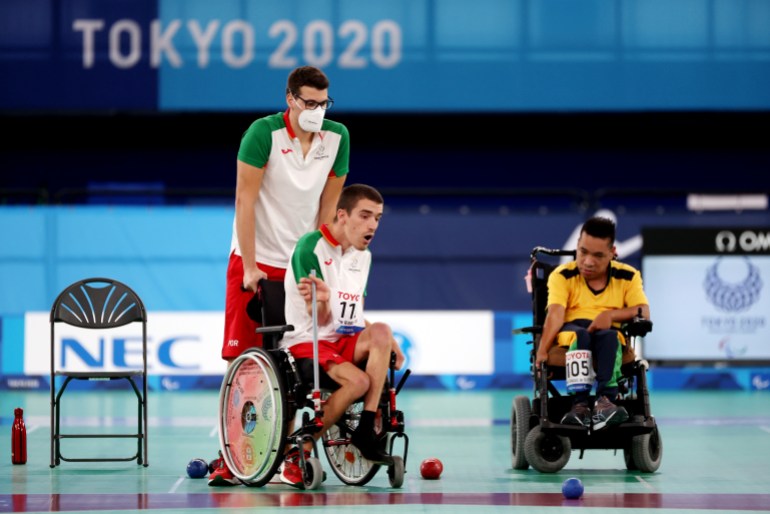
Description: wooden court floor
1,388,769,514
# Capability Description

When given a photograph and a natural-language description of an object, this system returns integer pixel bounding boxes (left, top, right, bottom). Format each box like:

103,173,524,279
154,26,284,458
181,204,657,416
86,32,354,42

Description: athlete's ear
612,244,618,259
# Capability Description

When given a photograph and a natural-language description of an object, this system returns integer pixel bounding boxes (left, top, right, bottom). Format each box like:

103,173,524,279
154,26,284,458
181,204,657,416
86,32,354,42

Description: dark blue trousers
561,319,623,405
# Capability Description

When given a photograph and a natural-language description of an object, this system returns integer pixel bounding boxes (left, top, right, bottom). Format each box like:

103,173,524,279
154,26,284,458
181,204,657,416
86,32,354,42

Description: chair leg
136,380,142,465
50,396,55,468
53,377,73,466
50,374,150,466
143,379,149,467
55,401,61,466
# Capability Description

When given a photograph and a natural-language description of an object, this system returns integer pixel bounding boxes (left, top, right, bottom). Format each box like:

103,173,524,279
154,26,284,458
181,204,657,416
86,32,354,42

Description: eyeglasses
292,93,334,111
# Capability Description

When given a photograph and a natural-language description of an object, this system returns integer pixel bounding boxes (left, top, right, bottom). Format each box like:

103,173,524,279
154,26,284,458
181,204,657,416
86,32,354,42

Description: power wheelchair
511,247,663,473
217,279,411,489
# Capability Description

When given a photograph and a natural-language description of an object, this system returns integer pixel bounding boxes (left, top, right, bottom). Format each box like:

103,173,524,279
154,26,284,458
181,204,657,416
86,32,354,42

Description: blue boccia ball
187,458,209,479
562,477,584,499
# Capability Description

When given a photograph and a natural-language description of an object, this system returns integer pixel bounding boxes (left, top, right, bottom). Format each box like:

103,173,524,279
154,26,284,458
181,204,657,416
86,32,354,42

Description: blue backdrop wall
1,205,768,316
3,0,769,112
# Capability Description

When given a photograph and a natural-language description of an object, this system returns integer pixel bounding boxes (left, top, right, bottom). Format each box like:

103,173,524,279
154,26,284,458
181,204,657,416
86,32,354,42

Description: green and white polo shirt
281,224,371,348
230,110,350,267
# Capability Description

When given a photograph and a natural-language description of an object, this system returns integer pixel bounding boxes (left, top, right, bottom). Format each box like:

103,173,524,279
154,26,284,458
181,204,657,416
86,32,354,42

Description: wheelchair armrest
512,325,542,335
624,318,653,338
255,324,295,335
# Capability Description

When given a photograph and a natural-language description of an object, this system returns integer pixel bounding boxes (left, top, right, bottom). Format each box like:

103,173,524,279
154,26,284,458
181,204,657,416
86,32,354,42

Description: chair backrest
530,260,555,327
258,279,288,327
50,278,148,377
50,277,146,328
529,248,576,326
249,279,289,351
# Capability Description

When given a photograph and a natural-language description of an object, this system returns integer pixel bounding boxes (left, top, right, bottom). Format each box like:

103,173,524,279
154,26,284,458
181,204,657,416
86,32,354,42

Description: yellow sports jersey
547,260,649,330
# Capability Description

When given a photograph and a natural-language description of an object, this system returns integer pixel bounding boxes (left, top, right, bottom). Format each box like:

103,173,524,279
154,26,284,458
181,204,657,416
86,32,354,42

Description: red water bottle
12,407,27,465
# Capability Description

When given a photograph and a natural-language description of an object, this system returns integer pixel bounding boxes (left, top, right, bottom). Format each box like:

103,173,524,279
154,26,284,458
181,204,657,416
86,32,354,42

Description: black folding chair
49,277,148,467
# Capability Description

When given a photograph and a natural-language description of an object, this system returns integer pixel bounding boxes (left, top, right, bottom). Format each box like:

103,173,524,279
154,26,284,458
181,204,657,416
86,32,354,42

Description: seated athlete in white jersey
278,183,404,489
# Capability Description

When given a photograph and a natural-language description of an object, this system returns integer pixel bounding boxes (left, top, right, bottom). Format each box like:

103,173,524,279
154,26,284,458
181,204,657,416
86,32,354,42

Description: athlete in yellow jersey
535,216,651,430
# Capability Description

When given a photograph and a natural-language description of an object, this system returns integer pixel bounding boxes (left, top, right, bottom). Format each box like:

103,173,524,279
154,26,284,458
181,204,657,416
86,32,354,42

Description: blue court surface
1,389,769,514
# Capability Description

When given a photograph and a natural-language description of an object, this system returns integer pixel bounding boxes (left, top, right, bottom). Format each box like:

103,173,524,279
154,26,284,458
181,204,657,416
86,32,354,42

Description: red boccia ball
420,457,443,479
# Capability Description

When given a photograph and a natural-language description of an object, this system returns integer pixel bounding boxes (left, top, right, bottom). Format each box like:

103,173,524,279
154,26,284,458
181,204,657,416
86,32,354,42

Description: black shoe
592,395,629,430
351,429,391,464
561,402,592,428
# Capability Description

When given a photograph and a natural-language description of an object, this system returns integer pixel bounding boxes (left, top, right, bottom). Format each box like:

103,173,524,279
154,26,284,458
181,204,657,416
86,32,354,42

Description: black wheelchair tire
511,395,531,470
303,457,324,490
388,456,405,488
624,446,638,470
524,425,571,473
631,426,663,473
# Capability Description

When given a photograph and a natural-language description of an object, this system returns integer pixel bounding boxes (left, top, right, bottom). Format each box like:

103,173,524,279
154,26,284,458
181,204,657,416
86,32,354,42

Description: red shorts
288,333,362,372
222,251,286,360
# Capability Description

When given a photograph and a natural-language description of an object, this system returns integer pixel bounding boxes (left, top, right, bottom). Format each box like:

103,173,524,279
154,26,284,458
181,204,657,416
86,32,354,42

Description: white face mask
297,103,326,132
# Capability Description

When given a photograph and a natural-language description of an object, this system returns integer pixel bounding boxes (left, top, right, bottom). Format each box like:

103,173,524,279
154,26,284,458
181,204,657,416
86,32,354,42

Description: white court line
27,425,41,434
168,476,185,494
759,426,770,434
209,425,218,438
635,475,654,489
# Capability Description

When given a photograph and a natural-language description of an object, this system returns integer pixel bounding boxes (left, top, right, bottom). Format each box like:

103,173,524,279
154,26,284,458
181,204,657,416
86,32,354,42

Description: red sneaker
207,453,240,487
207,453,223,474
279,447,305,489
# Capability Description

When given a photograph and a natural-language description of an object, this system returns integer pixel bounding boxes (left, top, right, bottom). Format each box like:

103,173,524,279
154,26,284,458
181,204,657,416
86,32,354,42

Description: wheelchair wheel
511,395,531,470
303,457,324,490
218,348,288,487
631,425,663,473
321,393,380,486
623,447,638,470
387,456,405,488
524,425,571,473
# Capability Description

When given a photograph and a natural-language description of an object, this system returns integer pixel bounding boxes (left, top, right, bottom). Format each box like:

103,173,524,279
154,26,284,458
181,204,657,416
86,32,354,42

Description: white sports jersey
230,111,350,267
281,225,371,348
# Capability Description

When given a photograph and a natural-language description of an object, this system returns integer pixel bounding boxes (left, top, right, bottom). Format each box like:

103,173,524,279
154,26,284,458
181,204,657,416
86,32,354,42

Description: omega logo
715,230,770,253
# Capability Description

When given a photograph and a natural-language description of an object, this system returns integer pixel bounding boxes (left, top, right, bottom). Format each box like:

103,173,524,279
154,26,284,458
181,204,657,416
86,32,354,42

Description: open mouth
364,235,373,242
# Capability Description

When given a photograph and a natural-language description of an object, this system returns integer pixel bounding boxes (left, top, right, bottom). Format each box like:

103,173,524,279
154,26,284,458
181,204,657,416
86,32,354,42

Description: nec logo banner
23,312,227,376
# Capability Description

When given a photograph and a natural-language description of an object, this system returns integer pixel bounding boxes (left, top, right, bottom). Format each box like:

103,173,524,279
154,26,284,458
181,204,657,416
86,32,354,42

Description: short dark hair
286,66,329,96
336,184,384,215
581,216,616,244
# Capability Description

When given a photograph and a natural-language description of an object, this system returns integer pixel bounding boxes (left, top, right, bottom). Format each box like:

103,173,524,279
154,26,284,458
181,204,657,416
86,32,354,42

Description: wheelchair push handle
530,246,576,261
391,351,411,396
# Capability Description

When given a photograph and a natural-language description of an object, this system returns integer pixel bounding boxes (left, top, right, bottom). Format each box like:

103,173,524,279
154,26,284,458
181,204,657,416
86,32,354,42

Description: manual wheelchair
217,279,411,489
511,246,663,473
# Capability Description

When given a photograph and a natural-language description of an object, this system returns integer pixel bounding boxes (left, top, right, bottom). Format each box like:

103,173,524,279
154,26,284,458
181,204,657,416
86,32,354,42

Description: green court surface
1,389,769,514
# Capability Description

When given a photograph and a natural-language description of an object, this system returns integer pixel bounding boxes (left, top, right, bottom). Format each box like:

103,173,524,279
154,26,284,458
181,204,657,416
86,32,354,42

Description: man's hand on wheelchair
242,266,268,292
